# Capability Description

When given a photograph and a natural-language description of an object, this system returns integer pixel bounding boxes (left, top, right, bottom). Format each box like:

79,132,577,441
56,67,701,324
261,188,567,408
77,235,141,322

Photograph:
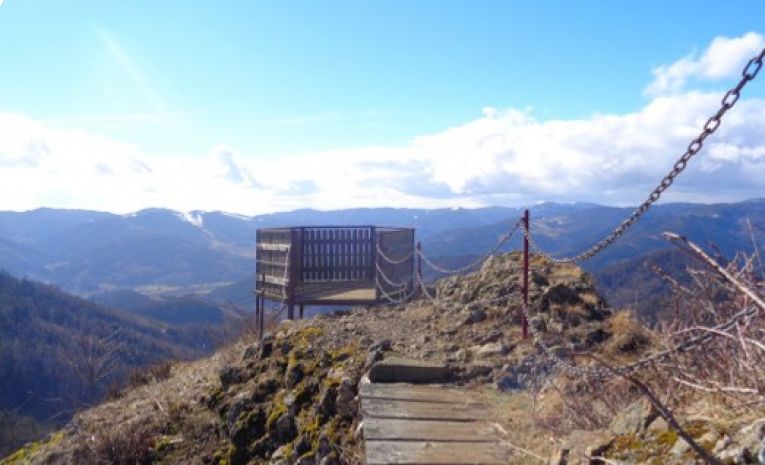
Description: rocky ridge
3,252,761,465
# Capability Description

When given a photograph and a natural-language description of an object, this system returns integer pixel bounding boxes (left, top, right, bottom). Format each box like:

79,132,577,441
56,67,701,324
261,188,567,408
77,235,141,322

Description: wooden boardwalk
360,382,509,465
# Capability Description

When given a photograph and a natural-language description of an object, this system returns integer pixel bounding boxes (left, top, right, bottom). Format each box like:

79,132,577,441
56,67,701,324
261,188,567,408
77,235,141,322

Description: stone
274,413,297,443
252,378,279,402
316,435,334,460
496,375,523,392
452,349,471,363
225,393,253,434
335,378,358,419
370,339,392,352
230,408,266,448
713,434,731,454
476,341,509,358
218,366,246,389
316,386,337,418
529,316,546,333
478,329,502,344
609,398,657,436
296,455,315,465
669,436,690,457
561,429,613,465
466,362,494,378
293,433,312,458
270,445,291,465
585,328,609,346
241,342,260,360
285,362,304,388
319,455,338,465
368,356,452,384
280,340,293,355
463,309,487,325
717,447,750,464
365,349,384,369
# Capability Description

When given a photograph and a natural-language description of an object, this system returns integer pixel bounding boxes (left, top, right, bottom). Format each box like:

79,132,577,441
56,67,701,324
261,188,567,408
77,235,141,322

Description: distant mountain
1,201,763,318
89,289,239,325
420,200,765,270
0,271,209,425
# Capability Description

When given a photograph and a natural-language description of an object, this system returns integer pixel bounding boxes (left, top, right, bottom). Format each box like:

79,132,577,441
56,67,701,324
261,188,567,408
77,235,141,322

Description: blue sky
0,1,764,213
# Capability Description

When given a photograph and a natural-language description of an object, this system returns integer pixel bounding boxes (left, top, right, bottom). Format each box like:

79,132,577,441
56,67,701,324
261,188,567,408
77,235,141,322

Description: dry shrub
648,251,765,408
601,310,655,358
92,422,155,465
545,240,765,439
107,360,175,400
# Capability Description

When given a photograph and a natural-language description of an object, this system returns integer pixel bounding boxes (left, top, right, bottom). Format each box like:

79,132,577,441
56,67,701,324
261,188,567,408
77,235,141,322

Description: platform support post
258,273,266,340
299,304,304,319
416,241,422,295
522,209,529,340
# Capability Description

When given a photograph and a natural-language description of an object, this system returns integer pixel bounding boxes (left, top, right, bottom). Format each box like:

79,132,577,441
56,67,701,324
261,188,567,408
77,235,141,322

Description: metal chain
417,220,522,274
375,276,417,305
375,263,412,288
376,244,414,265
522,47,765,264
414,269,522,312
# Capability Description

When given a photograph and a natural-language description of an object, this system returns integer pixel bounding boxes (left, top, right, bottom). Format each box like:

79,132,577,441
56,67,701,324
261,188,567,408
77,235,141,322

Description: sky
0,1,764,214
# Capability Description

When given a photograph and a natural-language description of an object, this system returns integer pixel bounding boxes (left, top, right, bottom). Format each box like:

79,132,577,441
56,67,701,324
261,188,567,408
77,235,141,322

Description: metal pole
254,287,260,336
522,209,529,340
371,227,379,302
299,304,304,319
259,273,265,340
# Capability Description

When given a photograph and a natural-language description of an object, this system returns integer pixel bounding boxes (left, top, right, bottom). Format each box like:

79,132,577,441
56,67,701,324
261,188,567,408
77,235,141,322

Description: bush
92,423,155,465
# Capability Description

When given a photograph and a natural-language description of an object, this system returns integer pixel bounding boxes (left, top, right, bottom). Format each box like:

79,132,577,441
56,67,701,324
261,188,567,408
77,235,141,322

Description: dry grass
485,389,559,464
600,310,656,361
91,422,155,465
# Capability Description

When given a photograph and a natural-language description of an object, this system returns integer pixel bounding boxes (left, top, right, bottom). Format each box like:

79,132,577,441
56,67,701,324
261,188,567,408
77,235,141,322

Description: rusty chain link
417,219,522,274
524,46,765,264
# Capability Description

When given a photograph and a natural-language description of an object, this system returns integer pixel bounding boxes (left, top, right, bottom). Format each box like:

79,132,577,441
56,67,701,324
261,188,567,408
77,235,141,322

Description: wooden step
360,383,484,405
361,398,490,421
365,441,509,465
364,418,502,443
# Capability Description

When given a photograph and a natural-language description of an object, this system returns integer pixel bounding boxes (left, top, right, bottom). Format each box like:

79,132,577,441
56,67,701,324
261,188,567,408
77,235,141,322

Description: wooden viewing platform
255,225,415,320
360,381,509,465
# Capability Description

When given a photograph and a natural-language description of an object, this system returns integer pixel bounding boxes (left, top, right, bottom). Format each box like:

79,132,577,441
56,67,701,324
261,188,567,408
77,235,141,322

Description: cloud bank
0,32,764,214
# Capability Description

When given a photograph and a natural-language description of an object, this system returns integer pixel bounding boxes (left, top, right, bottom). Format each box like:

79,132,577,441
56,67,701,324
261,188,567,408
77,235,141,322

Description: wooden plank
361,398,489,421
365,441,508,465
360,384,483,405
257,243,290,251
364,418,502,443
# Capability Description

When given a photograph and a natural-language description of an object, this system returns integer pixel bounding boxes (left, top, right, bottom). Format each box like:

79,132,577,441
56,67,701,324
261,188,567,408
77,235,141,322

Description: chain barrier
519,47,765,264
375,275,417,305
375,263,412,288
417,219,522,274
414,268,523,312
376,244,414,265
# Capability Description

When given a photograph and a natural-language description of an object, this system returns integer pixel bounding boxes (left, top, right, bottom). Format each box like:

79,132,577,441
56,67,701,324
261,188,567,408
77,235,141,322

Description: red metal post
522,209,529,340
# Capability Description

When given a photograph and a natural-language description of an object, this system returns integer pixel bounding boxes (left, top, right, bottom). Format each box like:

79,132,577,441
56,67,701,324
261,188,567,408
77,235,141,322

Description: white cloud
645,32,765,95
0,33,764,214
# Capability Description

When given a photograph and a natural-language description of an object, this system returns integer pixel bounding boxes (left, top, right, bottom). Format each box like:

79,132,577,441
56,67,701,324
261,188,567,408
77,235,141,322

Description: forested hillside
0,271,219,456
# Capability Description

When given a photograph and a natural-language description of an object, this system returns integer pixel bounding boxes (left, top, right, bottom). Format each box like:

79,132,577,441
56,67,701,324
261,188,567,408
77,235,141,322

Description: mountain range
1,200,764,314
